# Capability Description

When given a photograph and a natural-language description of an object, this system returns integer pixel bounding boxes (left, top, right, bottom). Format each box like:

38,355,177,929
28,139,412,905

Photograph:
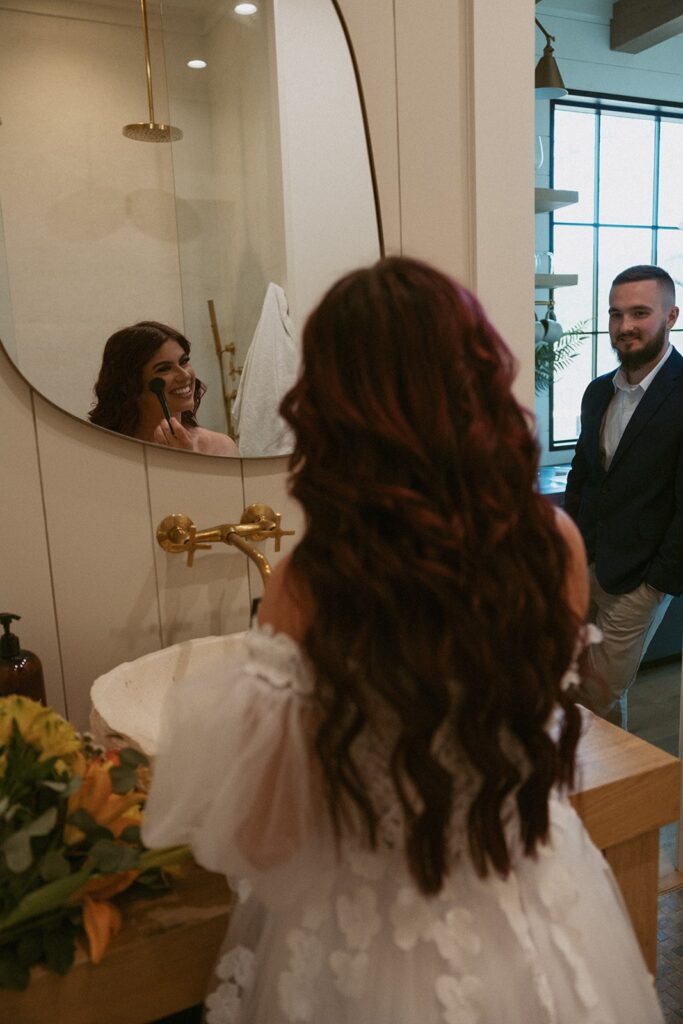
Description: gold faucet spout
156,504,294,580
226,533,272,585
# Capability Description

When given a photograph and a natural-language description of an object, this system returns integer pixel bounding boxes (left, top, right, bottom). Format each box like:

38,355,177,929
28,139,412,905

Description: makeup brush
148,377,176,436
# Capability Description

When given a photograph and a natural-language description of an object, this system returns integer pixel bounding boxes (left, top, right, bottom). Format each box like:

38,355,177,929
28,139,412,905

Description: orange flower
81,870,139,901
65,756,145,846
81,895,122,964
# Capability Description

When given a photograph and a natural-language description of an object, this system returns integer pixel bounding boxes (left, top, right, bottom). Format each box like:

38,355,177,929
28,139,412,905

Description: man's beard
613,322,667,372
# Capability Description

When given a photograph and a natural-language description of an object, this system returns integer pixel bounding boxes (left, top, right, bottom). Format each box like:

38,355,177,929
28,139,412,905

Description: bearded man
564,264,682,728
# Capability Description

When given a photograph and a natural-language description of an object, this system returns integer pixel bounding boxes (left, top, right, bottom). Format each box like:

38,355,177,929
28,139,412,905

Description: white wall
0,0,537,730
0,1,184,424
163,2,288,419
272,0,379,332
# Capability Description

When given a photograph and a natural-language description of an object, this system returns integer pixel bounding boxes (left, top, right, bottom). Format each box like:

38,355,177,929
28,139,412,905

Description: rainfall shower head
123,122,183,143
123,0,182,144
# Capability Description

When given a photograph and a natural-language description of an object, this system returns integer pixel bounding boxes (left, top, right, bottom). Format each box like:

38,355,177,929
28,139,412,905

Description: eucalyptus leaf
120,824,142,845
109,765,138,794
118,747,149,769
67,809,113,844
89,838,139,873
26,807,58,838
3,830,33,873
41,775,81,796
40,850,72,883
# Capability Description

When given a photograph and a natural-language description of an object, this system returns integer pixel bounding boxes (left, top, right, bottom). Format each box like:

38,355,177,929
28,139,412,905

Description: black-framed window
548,91,683,449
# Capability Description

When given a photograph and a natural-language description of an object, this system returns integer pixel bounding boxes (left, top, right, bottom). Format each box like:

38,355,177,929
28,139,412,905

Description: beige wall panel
34,408,160,729
0,348,64,713
394,0,473,280
242,456,305,600
145,448,251,644
0,0,538,738
338,0,401,255
472,0,535,405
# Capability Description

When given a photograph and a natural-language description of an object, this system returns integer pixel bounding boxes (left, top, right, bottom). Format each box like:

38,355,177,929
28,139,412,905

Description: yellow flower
0,696,82,777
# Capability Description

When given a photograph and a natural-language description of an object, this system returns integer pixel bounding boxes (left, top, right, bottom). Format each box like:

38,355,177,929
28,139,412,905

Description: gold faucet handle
156,514,211,567
239,504,294,551
272,512,295,552
186,527,212,568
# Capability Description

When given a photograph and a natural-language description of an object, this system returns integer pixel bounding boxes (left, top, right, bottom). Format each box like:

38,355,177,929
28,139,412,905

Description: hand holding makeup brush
152,416,196,450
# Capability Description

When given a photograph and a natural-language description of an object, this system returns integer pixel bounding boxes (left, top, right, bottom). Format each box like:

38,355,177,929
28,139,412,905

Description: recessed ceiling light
187,59,207,69
234,3,258,14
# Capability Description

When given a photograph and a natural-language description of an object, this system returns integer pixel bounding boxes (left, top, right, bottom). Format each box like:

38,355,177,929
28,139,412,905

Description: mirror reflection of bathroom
534,0,683,886
0,0,380,456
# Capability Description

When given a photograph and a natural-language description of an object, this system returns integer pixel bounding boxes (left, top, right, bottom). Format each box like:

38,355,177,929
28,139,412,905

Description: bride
142,256,663,1023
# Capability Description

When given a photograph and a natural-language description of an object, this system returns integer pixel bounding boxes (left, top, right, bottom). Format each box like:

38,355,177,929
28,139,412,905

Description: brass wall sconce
156,503,294,585
535,17,568,100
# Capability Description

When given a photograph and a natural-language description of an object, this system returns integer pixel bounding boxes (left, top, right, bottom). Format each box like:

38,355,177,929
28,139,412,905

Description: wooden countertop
2,708,679,1021
2,864,234,1024
570,709,680,850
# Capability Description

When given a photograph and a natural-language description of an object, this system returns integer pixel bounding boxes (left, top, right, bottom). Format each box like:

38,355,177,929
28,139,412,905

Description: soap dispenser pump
0,613,47,705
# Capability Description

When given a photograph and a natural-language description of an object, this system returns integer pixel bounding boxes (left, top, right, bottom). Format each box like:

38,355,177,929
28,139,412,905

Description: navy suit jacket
564,346,683,595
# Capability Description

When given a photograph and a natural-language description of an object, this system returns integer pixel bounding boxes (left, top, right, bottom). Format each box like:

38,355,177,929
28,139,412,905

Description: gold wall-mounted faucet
156,503,294,585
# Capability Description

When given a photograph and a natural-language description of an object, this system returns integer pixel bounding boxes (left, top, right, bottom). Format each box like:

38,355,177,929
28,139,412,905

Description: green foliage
0,718,177,991
535,319,592,394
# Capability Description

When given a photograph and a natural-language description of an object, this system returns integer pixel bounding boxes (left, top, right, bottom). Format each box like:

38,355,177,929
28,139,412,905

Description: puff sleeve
141,626,334,907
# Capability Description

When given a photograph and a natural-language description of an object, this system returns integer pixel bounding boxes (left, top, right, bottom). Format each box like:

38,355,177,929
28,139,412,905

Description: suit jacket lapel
608,348,683,473
587,376,615,470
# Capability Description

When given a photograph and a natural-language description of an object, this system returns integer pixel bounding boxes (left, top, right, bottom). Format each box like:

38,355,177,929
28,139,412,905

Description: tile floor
629,656,683,1022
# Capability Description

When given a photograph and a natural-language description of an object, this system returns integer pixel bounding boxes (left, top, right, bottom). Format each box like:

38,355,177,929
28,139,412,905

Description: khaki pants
577,565,672,730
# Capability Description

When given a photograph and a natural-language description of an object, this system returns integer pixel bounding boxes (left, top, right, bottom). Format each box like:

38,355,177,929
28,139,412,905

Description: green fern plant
535,318,592,394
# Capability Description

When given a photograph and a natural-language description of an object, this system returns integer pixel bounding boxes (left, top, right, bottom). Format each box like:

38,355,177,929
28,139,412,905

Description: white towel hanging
232,284,299,457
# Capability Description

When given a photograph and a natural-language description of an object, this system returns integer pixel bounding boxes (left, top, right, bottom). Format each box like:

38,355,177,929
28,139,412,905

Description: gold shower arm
156,503,295,584
139,0,155,124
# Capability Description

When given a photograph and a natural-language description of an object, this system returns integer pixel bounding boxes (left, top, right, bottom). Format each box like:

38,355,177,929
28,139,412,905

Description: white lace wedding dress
141,625,664,1024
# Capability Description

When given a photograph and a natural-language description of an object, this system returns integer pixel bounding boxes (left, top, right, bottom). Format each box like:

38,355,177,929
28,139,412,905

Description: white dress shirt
600,345,672,470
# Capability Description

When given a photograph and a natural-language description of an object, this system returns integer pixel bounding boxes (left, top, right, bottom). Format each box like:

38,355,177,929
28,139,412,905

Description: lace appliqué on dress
538,854,616,1024
243,623,315,696
390,885,437,950
560,623,602,692
205,946,256,1024
435,974,484,1024
278,928,325,1022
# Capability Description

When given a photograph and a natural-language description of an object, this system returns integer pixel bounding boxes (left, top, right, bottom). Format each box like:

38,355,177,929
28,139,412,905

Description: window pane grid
547,96,683,450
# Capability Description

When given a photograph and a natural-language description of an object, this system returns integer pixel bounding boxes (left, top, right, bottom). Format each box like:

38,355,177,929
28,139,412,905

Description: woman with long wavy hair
88,321,239,455
143,257,663,1023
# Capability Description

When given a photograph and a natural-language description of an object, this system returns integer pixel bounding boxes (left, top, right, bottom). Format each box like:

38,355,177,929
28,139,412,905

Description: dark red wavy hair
280,256,582,895
88,321,206,437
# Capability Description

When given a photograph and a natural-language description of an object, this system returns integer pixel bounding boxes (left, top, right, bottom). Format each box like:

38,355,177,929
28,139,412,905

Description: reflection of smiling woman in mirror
88,321,240,456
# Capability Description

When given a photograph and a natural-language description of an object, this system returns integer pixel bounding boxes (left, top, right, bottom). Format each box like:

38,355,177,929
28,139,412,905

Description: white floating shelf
535,274,578,289
534,188,579,213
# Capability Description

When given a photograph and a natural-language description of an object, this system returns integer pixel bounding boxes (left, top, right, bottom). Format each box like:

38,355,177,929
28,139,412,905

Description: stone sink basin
90,633,245,757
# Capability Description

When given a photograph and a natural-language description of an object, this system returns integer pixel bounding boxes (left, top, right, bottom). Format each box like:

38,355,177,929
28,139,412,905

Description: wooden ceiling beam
611,0,683,53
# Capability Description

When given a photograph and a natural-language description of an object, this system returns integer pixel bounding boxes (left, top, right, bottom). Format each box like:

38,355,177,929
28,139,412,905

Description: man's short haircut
612,264,676,305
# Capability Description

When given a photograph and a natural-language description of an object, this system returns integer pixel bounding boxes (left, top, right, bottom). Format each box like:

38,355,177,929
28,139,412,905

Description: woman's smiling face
140,339,196,420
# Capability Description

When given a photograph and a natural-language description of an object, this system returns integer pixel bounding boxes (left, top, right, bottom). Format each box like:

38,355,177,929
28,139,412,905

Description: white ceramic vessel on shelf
90,634,245,756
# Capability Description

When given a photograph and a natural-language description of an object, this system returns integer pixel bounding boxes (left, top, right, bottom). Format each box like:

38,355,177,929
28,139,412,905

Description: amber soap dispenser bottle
0,613,47,705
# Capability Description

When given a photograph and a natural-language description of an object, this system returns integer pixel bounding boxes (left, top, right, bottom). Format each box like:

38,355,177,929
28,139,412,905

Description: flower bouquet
0,695,190,990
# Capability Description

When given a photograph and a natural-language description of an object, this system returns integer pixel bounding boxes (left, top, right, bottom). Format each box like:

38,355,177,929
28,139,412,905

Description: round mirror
0,0,382,456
